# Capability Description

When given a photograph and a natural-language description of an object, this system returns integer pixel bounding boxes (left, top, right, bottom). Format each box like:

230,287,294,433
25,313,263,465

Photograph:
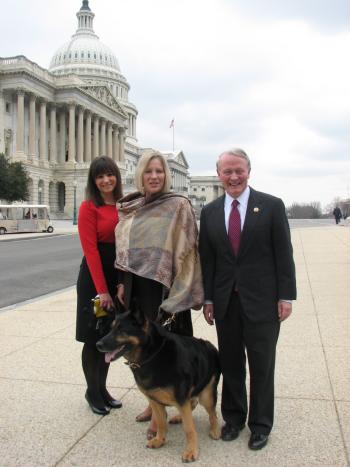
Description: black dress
76,243,118,344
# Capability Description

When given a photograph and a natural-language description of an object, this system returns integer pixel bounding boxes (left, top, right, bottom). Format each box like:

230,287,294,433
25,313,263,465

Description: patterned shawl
115,192,204,313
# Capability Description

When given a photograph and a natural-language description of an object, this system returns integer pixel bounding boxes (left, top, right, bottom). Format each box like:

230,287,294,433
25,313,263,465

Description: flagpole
172,124,175,152
170,118,175,152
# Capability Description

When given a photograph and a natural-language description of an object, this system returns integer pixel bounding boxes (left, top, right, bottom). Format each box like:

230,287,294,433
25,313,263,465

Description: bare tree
287,202,322,219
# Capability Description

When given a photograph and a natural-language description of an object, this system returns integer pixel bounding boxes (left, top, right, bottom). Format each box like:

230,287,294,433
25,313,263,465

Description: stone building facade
189,175,224,215
160,150,190,197
0,0,140,217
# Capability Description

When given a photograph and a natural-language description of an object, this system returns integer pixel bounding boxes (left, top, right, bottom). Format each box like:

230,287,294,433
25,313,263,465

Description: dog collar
124,338,166,369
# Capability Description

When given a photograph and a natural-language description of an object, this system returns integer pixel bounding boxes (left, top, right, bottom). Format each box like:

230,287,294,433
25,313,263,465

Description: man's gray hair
216,148,251,172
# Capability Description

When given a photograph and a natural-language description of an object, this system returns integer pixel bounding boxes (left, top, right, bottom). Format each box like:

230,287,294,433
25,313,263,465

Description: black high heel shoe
105,398,122,409
85,391,110,415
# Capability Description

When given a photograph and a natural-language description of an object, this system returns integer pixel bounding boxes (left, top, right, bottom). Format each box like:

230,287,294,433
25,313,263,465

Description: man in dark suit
199,148,296,450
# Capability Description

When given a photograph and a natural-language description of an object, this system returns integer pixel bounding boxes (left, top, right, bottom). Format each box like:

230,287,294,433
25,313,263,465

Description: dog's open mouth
104,345,125,363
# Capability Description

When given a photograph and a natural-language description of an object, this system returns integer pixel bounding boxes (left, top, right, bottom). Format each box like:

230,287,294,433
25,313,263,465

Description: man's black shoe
221,423,245,441
248,433,269,450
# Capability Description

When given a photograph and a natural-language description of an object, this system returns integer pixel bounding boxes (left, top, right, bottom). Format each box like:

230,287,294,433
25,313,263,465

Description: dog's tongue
105,350,119,363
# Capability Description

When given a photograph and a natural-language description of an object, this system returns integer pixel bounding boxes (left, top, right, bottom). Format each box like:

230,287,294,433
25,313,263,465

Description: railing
0,56,55,84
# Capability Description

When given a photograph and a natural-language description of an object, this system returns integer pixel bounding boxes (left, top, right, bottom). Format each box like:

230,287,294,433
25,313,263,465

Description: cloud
233,0,350,32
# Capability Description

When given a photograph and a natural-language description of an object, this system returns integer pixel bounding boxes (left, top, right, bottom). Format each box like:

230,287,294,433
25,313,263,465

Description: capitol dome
49,0,138,142
50,36,120,74
50,0,122,81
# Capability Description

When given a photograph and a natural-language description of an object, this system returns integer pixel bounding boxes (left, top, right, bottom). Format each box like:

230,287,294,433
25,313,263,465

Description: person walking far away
333,206,342,225
199,148,296,451
76,156,123,415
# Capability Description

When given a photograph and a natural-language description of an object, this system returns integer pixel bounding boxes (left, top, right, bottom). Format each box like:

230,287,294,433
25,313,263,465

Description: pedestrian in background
333,206,342,224
199,148,296,451
76,156,123,415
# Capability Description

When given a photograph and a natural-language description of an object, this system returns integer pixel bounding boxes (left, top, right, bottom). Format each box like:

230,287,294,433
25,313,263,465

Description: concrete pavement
0,225,349,466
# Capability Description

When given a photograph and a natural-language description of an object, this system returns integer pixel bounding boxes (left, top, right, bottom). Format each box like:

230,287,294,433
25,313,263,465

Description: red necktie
228,200,241,255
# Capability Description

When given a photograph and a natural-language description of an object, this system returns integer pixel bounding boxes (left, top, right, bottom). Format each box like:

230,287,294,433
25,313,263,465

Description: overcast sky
2,0,350,207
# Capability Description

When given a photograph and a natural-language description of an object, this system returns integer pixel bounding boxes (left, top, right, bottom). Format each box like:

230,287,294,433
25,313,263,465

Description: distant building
189,175,224,215
161,150,190,197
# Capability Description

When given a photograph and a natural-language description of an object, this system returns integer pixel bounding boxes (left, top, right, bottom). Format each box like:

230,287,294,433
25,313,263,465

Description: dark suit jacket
199,187,296,322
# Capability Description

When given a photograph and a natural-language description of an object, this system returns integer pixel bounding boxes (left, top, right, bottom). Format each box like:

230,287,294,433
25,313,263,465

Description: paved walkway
0,226,349,466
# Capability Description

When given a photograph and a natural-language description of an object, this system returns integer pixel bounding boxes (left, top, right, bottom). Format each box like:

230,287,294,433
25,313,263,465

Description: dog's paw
147,437,165,449
209,426,221,440
182,448,199,463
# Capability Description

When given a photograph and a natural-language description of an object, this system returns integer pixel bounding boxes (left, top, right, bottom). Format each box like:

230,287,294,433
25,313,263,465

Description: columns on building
107,122,113,158
100,119,106,155
59,109,66,163
39,100,47,162
93,115,99,158
118,127,126,163
127,115,131,136
68,103,76,162
77,106,84,163
112,126,119,162
49,105,57,163
16,90,25,154
12,91,126,166
85,111,92,163
28,94,36,157
0,90,4,154
132,116,136,138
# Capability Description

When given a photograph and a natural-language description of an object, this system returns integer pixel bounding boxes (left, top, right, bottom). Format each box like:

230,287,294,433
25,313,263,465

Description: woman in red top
76,156,122,415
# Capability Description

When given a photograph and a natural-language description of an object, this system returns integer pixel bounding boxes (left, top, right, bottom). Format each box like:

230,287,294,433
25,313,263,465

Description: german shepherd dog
96,306,221,462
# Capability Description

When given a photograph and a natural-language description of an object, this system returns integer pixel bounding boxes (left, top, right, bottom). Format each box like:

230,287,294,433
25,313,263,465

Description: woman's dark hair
86,156,123,206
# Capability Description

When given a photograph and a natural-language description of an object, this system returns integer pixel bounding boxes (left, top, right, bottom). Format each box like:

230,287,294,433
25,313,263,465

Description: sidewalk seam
53,388,134,467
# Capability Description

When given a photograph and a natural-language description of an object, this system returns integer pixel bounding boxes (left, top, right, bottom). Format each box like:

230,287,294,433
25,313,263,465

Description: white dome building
50,0,138,142
0,0,141,218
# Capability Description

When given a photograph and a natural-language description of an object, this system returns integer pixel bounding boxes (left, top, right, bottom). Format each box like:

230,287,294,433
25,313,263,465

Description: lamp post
73,179,77,225
38,186,42,204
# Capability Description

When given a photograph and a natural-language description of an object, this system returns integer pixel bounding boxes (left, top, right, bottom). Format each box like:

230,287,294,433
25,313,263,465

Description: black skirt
76,243,119,344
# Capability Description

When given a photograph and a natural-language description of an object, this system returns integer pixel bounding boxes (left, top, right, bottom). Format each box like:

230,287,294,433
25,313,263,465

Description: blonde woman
115,150,203,438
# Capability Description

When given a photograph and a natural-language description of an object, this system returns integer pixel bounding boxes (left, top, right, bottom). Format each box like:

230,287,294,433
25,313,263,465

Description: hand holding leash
99,292,114,311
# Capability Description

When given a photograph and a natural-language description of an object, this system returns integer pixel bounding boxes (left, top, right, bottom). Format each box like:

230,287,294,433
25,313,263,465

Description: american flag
169,119,174,128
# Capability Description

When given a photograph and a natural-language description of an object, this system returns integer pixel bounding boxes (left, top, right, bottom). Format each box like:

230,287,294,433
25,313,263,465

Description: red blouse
78,200,119,294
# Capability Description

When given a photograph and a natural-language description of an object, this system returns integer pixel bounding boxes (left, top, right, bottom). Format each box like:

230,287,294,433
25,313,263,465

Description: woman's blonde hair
135,150,172,194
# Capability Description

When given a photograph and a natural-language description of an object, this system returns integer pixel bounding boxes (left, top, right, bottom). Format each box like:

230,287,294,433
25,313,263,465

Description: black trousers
215,291,280,435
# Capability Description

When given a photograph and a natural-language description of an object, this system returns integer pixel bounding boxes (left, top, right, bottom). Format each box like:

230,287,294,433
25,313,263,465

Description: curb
0,232,77,242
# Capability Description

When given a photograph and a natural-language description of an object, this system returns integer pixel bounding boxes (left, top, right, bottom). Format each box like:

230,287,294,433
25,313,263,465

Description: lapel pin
253,207,260,213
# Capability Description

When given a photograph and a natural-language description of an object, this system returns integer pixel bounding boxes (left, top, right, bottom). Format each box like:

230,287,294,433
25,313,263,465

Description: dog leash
162,313,176,329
